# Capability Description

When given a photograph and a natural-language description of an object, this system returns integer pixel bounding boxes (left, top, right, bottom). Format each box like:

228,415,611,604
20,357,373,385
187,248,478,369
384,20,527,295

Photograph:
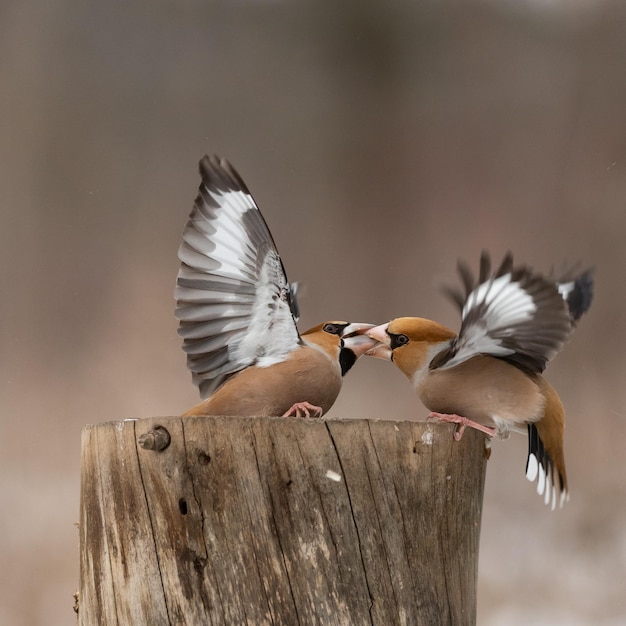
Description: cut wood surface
78,416,488,625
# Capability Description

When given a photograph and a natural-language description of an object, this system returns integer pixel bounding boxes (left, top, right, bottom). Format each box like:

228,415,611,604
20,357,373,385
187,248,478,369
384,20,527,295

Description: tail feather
526,379,568,509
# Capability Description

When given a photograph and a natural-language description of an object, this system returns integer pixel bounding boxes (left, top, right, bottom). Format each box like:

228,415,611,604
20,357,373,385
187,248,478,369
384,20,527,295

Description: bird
175,155,378,419
365,252,593,508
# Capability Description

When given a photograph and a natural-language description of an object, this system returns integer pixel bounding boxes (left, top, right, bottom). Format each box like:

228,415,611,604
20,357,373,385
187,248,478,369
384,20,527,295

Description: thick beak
341,322,375,337
366,323,390,345
365,343,392,360
364,323,392,361
338,323,378,376
342,333,379,358
340,322,377,356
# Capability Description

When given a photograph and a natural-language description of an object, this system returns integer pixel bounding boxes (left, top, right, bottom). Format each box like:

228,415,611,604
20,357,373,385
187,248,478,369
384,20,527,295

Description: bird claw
283,402,324,418
427,412,496,440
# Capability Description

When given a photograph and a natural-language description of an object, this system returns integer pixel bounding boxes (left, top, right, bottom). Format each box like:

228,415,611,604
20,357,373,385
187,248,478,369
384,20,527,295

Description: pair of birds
175,155,593,509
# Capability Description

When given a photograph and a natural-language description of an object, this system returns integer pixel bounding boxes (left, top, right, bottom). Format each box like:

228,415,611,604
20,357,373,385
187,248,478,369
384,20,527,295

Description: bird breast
186,344,343,417
418,355,546,428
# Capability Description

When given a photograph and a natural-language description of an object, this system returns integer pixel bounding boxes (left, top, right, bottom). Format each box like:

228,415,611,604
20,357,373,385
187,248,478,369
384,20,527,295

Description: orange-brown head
366,317,456,383
302,321,378,376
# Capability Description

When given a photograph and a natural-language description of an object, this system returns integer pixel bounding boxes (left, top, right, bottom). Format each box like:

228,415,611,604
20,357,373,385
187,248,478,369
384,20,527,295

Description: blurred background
1,0,625,623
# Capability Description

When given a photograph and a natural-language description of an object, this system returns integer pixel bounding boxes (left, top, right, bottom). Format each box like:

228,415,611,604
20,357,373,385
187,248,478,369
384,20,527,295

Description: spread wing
436,252,572,373
554,266,594,324
175,155,300,398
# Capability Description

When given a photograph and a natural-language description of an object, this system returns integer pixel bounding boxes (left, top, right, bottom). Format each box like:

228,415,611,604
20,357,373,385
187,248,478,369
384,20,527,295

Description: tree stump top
79,416,488,625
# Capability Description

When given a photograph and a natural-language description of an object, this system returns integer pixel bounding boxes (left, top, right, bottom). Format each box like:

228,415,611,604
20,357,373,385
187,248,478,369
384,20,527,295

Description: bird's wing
436,252,572,373
554,266,594,324
175,155,300,398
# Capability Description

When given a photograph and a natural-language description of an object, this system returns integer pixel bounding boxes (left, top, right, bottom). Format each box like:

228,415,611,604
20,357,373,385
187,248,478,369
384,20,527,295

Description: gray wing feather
175,155,300,398
437,252,573,374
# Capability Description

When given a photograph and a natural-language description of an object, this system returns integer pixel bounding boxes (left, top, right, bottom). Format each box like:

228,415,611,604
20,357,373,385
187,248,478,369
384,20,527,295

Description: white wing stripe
463,275,536,324
443,253,572,373
176,156,300,398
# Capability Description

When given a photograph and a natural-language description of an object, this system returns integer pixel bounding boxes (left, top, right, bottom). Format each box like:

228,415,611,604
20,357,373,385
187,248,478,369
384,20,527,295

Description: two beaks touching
175,155,594,510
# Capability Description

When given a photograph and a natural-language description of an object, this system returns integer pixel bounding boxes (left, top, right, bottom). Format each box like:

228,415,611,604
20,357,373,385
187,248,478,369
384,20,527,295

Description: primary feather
439,252,573,374
175,155,300,399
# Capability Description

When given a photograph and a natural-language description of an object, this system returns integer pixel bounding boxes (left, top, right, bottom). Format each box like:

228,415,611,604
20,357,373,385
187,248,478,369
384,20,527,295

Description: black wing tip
564,267,594,323
441,284,465,312
442,251,516,309
198,154,251,195
447,251,593,314
288,282,300,322
494,251,514,276
445,251,575,373
456,258,475,299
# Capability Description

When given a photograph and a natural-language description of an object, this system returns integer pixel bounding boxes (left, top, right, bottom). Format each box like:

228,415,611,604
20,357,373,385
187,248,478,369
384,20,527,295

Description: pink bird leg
283,401,324,418
427,412,496,441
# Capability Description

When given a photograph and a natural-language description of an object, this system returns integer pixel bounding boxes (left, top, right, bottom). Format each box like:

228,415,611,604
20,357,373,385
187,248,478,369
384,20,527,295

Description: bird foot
283,402,324,418
427,412,496,441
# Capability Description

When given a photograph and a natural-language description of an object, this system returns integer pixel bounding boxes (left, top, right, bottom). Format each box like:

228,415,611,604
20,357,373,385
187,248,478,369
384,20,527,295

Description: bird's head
301,321,379,376
366,317,456,380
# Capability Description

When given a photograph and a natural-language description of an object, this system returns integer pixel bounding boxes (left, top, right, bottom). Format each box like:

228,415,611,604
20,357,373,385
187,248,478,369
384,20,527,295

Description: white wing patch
231,250,300,368
443,274,537,368
557,280,574,301
462,273,534,321
184,189,256,279
439,254,572,374
175,156,300,398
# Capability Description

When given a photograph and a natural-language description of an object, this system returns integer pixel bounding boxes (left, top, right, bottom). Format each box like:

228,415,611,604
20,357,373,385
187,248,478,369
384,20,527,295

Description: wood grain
79,416,487,625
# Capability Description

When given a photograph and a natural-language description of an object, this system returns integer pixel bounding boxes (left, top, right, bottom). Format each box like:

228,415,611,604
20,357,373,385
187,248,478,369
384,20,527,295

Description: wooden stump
78,416,488,625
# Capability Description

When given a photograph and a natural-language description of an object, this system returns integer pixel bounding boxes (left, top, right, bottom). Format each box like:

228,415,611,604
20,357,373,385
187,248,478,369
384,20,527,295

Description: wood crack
326,421,375,624
78,417,486,625
133,420,173,624
252,425,299,625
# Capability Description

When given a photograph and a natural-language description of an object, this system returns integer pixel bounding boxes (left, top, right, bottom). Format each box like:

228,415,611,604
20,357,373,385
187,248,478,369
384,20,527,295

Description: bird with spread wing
175,155,377,419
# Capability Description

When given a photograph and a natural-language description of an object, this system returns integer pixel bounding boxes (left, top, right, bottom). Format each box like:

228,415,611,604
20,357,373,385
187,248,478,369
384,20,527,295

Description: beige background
1,1,624,624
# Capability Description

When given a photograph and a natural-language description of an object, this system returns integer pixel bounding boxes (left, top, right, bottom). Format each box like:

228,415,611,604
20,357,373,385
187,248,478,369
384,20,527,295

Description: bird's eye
323,323,340,335
390,333,409,349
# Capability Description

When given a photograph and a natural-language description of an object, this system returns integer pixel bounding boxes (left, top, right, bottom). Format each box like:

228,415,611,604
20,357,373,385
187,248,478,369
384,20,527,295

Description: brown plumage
175,156,376,418
183,321,374,417
366,252,593,508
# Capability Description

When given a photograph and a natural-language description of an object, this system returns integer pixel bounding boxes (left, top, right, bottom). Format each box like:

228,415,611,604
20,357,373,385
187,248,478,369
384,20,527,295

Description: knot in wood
138,426,171,451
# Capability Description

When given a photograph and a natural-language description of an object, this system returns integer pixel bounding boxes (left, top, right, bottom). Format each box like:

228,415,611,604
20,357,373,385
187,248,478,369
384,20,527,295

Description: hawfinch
366,252,593,508
175,155,377,418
